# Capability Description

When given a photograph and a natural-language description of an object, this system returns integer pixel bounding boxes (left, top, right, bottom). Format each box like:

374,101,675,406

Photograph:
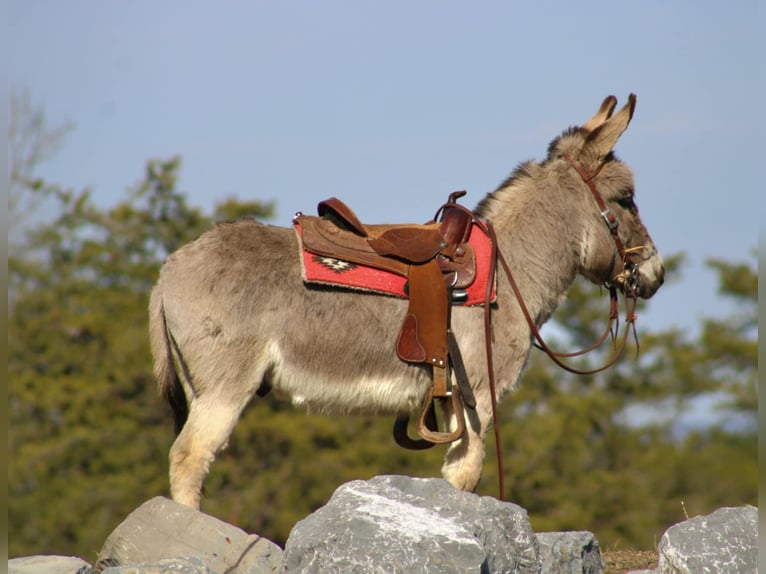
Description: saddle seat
301,195,478,289
294,191,479,445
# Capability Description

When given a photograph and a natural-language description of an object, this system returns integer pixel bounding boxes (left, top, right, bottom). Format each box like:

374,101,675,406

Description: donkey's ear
581,95,618,132
582,94,636,162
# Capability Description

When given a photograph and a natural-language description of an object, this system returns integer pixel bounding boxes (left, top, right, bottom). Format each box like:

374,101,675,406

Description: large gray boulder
654,505,757,574
282,474,541,573
96,496,282,574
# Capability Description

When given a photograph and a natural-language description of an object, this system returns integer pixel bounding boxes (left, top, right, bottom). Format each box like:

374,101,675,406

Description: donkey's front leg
439,398,491,492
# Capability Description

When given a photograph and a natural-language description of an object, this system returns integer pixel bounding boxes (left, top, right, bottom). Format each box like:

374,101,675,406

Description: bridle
446,154,645,500
533,152,644,371
563,152,641,292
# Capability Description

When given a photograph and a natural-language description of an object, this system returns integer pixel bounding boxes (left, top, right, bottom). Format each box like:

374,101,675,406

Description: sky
7,0,762,338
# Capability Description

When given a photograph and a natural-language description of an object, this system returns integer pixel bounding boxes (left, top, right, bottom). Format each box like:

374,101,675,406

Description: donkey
149,94,664,509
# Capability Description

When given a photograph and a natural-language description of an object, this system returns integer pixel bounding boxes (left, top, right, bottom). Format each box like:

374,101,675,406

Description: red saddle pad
295,222,496,306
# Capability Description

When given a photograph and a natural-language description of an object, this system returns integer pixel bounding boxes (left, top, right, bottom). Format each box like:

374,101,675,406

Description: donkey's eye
616,197,636,211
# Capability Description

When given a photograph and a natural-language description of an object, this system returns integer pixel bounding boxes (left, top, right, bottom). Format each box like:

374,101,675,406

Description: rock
8,555,93,574
12,483,753,574
96,497,282,574
654,505,757,574
536,531,604,573
282,474,540,573
100,556,210,573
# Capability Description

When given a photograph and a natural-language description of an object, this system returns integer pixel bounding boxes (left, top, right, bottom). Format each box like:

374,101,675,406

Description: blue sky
8,1,762,336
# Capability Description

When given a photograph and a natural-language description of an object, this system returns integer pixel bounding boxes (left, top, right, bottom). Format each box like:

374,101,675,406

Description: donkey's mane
474,162,534,218
473,126,580,218
474,125,621,219
545,126,582,158
546,126,619,165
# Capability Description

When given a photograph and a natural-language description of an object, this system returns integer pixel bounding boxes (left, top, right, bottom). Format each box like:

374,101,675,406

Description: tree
8,89,73,249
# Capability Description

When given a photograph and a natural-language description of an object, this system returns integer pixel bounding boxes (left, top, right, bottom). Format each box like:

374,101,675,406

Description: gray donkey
150,95,665,509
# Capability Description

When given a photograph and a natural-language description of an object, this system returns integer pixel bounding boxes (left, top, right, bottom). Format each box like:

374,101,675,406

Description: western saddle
294,191,481,448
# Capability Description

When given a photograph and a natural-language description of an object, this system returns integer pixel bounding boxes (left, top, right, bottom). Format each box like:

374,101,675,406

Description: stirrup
393,387,465,450
393,405,437,450
417,387,465,443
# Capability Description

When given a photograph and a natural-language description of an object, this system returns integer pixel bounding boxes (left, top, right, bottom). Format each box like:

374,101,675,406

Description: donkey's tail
149,285,189,434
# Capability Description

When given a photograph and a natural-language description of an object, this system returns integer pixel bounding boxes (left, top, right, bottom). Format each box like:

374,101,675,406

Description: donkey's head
548,94,664,298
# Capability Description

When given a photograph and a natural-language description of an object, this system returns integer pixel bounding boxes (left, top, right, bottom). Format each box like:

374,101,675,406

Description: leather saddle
294,191,479,446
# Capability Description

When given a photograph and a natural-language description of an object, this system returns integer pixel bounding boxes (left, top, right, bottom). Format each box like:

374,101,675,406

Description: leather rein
442,154,642,500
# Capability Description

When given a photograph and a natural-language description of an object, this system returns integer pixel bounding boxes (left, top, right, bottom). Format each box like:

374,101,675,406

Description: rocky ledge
8,475,757,574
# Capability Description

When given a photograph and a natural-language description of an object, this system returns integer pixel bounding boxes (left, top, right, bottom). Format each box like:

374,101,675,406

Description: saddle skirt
294,219,496,306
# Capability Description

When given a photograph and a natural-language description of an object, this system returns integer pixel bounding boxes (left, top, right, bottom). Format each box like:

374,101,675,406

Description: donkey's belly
267,341,430,415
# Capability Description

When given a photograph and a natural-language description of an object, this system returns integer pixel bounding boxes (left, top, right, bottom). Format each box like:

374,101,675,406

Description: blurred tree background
8,94,756,561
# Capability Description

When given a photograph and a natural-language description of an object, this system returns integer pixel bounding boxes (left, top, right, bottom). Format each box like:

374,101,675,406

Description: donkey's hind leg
168,396,248,509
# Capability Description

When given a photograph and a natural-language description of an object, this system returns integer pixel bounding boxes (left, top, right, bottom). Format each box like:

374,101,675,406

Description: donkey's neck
477,164,582,327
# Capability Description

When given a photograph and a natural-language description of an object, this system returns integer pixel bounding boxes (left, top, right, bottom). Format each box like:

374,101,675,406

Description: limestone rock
655,505,757,574
100,556,210,573
282,474,540,573
9,555,93,574
96,497,282,574
536,531,604,573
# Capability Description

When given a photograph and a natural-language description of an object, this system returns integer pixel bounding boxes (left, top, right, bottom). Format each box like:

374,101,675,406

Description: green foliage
8,151,756,558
